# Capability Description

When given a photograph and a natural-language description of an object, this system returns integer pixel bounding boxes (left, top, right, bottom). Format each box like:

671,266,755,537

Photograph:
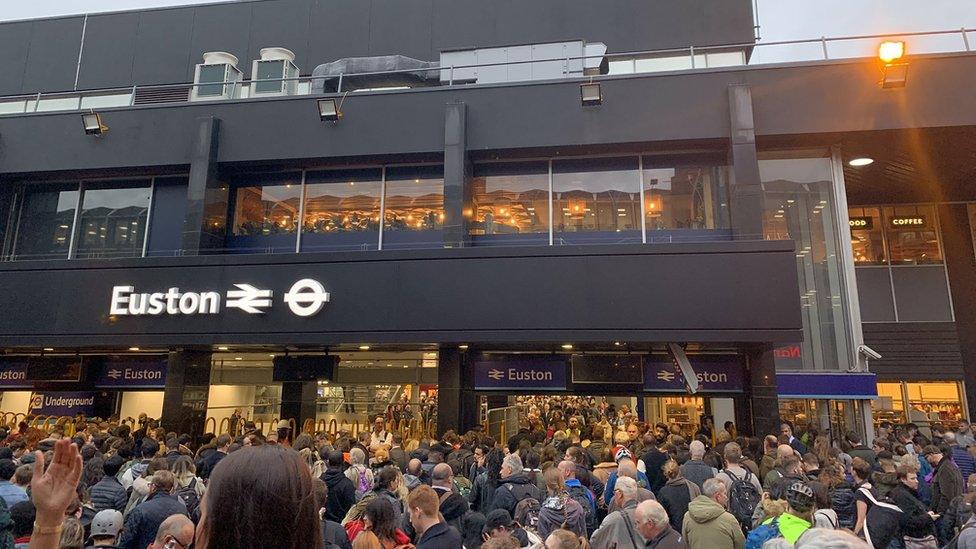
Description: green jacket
681,495,745,549
762,512,811,544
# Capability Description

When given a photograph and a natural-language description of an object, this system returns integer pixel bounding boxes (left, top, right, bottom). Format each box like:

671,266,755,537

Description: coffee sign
889,216,926,228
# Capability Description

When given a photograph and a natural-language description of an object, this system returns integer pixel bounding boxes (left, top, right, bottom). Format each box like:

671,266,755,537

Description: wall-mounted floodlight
878,41,908,89
878,41,905,64
317,98,342,122
580,82,602,106
82,111,108,135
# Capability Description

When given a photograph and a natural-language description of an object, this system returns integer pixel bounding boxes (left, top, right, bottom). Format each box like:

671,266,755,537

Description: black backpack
723,469,760,533
565,484,597,535
830,484,856,529
176,478,201,522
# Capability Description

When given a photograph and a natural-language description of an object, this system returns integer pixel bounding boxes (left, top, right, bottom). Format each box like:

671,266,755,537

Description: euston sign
643,356,744,393
473,359,567,390
109,278,330,317
91,358,167,388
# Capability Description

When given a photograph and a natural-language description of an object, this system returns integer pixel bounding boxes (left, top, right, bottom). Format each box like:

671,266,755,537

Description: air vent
133,85,192,106
251,47,299,97
191,51,243,101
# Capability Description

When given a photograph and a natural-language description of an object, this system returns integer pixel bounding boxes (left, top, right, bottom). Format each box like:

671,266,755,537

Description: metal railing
0,27,972,117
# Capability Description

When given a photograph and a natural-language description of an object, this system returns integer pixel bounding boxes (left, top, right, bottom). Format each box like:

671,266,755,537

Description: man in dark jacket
198,434,230,480
389,433,408,473
641,438,671,495
926,444,964,545
321,450,356,523
409,485,463,549
117,471,188,549
565,446,604,500
846,431,878,470
887,465,936,542
490,453,542,517
90,455,128,513
162,438,182,466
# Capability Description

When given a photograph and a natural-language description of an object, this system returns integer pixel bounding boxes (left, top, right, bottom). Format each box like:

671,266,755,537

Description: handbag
902,534,937,549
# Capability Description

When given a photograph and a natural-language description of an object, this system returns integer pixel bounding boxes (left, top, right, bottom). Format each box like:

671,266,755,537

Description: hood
543,493,568,511
323,468,347,485
501,473,531,486
687,495,727,523
130,461,149,478
403,474,422,491
440,492,468,521
665,477,689,487
873,471,899,487
543,493,585,521
776,512,812,543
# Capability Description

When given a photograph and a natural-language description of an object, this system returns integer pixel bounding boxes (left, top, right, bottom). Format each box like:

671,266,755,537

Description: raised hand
30,439,82,522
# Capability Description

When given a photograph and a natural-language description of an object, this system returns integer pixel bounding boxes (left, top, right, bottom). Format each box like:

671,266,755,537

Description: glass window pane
254,60,284,94
197,65,226,97
884,205,942,264
552,157,640,239
74,182,151,259
905,381,963,429
227,173,301,253
641,155,730,241
301,168,382,252
13,185,79,260
0,100,28,115
79,93,132,109
35,96,80,112
383,166,444,232
848,206,885,265
704,51,746,68
470,162,549,237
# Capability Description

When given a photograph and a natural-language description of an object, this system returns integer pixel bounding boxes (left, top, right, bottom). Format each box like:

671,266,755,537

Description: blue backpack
745,518,781,549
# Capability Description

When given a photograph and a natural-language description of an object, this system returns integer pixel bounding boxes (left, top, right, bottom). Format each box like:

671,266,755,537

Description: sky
1,0,974,61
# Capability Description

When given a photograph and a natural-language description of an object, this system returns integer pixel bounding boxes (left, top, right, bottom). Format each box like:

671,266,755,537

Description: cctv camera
858,345,882,361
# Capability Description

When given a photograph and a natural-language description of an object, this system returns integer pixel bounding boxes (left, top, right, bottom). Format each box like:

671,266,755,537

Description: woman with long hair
351,497,411,549
537,465,587,540
469,447,504,513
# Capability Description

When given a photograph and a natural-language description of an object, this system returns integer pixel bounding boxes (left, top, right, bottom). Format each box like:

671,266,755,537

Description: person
607,459,655,513
641,440,670,494
0,459,26,509
845,431,877,470
350,497,410,548
851,457,874,537
22,439,84,549
469,445,487,482
389,434,408,474
118,470,189,549
539,466,587,541
808,481,839,529
715,442,763,493
11,500,34,549
491,453,541,517
926,444,963,545
544,528,590,549
748,482,814,547
888,463,937,546
409,484,463,548
145,515,194,549
369,416,393,453
429,462,468,532
312,479,353,549
759,435,779,480
61,517,86,549
681,477,744,549
347,448,374,500
121,439,158,490
199,433,230,480
603,451,650,507
657,460,700,533
763,445,798,490
90,455,127,513
371,465,405,528
801,453,820,480
680,441,715,492
958,421,976,448
946,432,976,482
781,422,807,455
558,459,596,536
323,449,357,523
631,499,684,549
589,476,644,548
85,509,124,548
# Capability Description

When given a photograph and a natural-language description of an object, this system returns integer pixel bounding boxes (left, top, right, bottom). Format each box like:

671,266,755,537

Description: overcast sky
2,0,974,61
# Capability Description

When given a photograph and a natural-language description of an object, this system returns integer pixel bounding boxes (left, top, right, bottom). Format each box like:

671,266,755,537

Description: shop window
12,184,79,260
641,154,730,241
905,381,963,429
469,162,549,242
382,166,444,249
553,157,641,244
848,206,885,265
73,181,151,259
872,382,906,425
227,172,301,253
301,168,382,252
884,205,942,265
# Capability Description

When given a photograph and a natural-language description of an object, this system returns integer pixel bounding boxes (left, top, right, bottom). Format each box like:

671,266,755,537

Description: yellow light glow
878,41,905,63
561,344,574,350
359,345,370,350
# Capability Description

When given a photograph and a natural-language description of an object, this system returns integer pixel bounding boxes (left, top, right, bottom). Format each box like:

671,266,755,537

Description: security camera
858,345,882,360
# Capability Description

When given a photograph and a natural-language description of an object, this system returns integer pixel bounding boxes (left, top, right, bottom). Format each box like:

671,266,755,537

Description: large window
382,166,444,249
469,162,549,242
13,185,79,260
228,172,302,253
848,206,885,265
74,181,151,259
301,168,382,252
552,157,641,244
885,205,942,265
641,155,730,241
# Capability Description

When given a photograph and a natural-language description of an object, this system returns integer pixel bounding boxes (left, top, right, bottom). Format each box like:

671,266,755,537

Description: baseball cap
89,509,123,540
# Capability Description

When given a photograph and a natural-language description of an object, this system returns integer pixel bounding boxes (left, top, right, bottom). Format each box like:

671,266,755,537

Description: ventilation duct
439,40,608,85
311,55,438,93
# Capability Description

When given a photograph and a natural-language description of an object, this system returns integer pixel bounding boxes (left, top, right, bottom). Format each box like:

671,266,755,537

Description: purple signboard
644,355,745,393
29,391,96,416
473,359,567,391
90,358,167,388
0,362,30,388
777,372,877,399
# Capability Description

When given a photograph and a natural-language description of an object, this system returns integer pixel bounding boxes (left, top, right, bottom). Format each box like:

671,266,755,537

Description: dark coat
415,520,463,549
198,449,226,480
389,446,408,472
117,492,188,549
641,447,670,495
322,468,357,523
647,525,685,549
90,475,128,513
932,456,964,514
490,474,542,516
321,518,352,549
468,472,493,513
575,464,605,500
657,477,700,532
888,483,935,539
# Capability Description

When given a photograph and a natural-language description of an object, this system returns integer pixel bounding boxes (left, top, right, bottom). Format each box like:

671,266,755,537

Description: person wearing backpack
817,462,857,530
745,482,813,549
589,476,645,549
490,453,542,518
171,456,204,523
715,442,762,533
682,477,744,549
538,467,587,541
558,460,597,536
346,448,375,502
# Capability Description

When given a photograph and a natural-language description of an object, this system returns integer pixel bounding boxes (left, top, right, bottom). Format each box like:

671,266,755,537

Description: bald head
617,458,637,479
557,460,577,480
407,458,423,476
776,444,794,460
150,515,194,549
432,463,453,488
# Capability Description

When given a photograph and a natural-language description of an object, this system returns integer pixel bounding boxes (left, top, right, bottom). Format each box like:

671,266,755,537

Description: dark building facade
0,0,973,441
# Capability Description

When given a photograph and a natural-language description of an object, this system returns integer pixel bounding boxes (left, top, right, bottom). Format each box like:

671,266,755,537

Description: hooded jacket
537,492,587,540
888,483,935,539
681,495,745,549
491,474,542,517
657,477,700,532
321,468,356,523
760,512,811,544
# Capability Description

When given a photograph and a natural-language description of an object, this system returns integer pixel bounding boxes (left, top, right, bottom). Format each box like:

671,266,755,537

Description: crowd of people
2,397,976,549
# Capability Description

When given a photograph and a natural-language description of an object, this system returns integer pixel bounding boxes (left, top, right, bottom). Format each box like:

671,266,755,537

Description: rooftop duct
311,55,438,94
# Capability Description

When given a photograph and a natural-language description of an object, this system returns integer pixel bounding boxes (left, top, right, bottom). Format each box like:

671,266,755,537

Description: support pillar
728,85,765,241
443,102,471,248
161,350,212,439
939,204,976,420
182,116,225,254
280,381,318,435
744,346,780,438
438,347,478,435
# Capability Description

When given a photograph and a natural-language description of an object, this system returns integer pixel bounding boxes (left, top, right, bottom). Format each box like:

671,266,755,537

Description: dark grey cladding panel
185,2,254,82
131,8,195,86
246,0,315,74
308,0,372,63
430,0,497,53
76,12,139,90
0,21,32,95
22,16,85,93
0,243,801,345
367,0,434,59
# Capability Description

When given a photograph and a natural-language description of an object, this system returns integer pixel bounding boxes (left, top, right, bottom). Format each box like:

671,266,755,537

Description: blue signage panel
90,358,167,388
777,372,877,399
0,361,30,388
30,391,96,416
644,355,745,393
473,359,567,391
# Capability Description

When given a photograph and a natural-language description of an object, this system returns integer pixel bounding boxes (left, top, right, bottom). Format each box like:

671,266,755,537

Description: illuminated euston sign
109,278,330,317
889,216,926,228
